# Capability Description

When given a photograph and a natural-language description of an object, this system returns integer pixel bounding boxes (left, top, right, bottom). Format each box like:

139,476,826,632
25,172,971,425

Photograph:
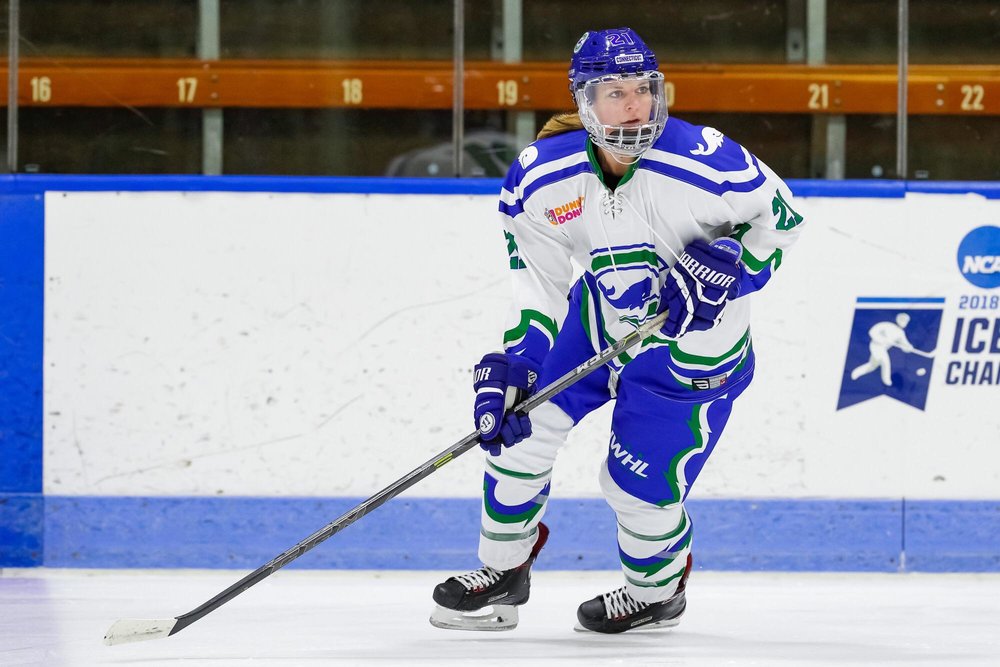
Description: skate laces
603,587,647,619
454,566,503,591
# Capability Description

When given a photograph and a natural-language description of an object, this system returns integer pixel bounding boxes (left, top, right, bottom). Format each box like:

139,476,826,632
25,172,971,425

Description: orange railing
1,59,996,115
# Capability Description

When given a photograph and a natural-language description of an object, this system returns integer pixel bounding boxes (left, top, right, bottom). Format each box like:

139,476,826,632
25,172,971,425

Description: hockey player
430,27,804,634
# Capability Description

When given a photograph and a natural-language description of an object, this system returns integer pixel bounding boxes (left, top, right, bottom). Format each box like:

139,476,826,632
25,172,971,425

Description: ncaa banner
737,193,1000,500
824,218,1000,412
957,226,1000,291
837,297,943,411
946,224,1000,387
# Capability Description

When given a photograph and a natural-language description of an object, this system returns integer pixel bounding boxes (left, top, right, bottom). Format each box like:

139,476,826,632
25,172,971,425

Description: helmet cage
574,71,668,156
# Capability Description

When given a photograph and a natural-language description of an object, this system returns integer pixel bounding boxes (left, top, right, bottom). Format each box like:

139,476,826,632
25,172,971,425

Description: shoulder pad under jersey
651,117,752,173
641,117,767,196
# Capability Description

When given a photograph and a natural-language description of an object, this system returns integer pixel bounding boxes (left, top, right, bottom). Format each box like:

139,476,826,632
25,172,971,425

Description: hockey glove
660,238,742,339
473,352,541,456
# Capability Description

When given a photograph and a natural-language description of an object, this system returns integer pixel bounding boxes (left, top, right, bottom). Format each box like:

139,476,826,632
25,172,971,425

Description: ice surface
2,568,999,666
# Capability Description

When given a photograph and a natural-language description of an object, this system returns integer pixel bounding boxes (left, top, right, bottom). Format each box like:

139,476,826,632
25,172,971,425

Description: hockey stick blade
103,618,178,645
102,310,667,645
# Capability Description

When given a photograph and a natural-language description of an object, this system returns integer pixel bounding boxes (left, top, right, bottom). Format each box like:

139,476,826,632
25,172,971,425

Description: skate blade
429,604,519,631
573,616,681,633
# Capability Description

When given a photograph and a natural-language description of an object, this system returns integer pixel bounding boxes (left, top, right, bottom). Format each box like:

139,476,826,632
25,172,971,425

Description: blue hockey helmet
568,28,659,93
568,28,668,156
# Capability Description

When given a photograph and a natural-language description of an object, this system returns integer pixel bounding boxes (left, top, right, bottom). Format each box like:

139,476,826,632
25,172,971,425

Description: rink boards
1,176,998,570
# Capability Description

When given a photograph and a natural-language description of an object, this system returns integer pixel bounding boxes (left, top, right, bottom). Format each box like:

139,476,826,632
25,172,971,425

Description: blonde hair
536,112,584,140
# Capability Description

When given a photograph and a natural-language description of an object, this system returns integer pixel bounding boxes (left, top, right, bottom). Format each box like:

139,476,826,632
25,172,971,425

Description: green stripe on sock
480,526,538,542
617,511,688,542
486,460,552,480
625,566,687,589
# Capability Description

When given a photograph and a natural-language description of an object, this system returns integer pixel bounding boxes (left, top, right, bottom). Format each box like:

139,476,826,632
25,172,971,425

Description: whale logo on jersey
599,275,654,312
591,244,663,322
518,145,539,169
690,127,725,156
544,196,585,225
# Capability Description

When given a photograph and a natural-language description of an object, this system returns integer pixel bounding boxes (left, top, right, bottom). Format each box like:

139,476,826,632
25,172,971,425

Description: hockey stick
103,310,668,646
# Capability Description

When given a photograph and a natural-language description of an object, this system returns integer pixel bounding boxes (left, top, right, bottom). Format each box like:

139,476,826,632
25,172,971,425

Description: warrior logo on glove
659,238,743,339
478,412,496,435
473,353,541,456
675,250,738,292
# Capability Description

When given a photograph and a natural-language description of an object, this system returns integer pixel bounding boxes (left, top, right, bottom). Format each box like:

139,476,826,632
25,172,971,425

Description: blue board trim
0,194,44,494
786,179,907,198
0,174,505,195
906,181,1000,199
9,495,995,572
856,297,947,304
0,494,44,566
0,174,996,198
904,500,1000,571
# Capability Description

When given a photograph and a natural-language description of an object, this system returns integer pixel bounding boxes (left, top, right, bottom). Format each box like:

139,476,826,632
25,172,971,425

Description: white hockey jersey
497,118,804,388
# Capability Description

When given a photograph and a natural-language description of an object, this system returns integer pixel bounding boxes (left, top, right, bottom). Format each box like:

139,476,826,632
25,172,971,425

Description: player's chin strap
606,150,641,167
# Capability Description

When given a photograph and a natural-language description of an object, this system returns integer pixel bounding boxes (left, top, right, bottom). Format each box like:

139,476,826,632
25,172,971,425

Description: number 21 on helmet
568,28,669,157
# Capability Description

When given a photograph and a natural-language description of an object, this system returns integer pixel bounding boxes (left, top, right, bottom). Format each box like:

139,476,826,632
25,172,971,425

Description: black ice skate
575,554,691,634
429,522,549,631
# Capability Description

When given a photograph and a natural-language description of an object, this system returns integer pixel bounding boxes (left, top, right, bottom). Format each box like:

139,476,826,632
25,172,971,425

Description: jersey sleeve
722,157,806,297
497,166,574,366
